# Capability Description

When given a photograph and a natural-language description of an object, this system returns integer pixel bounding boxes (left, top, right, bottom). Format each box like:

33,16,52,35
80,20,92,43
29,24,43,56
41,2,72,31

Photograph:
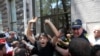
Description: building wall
71,0,100,34
0,0,31,33
0,12,3,31
15,0,24,32
0,0,9,30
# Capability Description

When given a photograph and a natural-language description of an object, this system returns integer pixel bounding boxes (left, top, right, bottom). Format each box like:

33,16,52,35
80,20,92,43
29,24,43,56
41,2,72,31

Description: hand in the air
28,17,38,23
44,19,51,24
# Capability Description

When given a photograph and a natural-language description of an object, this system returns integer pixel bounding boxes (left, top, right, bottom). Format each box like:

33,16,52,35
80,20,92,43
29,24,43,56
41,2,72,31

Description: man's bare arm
26,17,38,44
55,45,70,56
44,19,60,45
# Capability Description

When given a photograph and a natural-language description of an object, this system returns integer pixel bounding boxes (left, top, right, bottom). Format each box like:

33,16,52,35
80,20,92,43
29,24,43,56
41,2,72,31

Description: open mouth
41,42,45,44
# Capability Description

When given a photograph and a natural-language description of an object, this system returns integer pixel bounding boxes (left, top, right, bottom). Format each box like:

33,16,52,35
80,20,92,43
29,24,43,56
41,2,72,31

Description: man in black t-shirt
31,33,54,56
26,17,60,56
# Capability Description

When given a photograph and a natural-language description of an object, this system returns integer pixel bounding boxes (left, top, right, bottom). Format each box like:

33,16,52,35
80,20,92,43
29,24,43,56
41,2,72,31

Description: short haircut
69,38,91,56
91,45,100,56
15,48,27,56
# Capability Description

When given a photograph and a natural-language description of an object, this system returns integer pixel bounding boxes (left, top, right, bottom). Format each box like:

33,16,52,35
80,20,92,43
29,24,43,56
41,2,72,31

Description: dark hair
15,48,27,56
22,34,29,42
0,44,5,50
0,33,5,38
38,33,49,40
69,38,91,56
19,43,26,48
91,45,100,56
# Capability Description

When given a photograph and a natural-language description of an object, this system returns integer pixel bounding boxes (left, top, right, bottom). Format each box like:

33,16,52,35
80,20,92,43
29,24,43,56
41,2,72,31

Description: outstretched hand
28,17,38,23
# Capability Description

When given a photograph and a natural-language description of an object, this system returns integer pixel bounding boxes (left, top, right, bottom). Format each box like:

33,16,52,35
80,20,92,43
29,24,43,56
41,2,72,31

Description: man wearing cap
71,19,89,42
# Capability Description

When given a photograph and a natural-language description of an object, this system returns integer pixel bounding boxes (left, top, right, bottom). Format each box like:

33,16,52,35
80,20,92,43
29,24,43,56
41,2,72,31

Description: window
34,0,71,34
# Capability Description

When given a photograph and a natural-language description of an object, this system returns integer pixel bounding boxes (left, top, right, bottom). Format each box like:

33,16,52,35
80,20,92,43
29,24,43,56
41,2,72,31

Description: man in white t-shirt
93,29,100,45
88,26,100,45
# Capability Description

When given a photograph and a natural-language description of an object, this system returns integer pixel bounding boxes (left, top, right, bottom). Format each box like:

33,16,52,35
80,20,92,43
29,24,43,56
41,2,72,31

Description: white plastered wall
71,0,100,34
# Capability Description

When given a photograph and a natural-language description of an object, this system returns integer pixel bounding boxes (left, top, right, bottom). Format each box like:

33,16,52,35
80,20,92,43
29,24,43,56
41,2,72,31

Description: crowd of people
0,17,100,56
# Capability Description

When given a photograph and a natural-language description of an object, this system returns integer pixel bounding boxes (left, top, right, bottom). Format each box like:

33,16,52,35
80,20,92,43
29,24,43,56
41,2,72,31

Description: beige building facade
71,0,100,34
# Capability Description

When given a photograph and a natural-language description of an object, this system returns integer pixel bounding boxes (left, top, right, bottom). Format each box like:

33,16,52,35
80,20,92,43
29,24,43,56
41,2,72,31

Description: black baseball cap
72,19,82,29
